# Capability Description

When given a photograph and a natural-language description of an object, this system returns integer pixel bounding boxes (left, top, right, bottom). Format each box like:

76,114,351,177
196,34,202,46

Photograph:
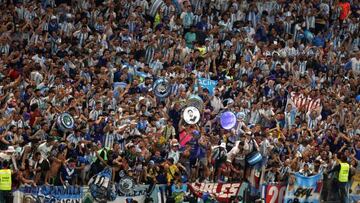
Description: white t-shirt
37,142,53,161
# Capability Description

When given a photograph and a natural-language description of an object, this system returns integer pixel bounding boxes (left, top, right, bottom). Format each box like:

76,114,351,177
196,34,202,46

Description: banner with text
284,173,323,203
288,92,321,113
15,182,249,203
198,77,218,95
262,182,286,203
14,185,82,203
188,182,248,202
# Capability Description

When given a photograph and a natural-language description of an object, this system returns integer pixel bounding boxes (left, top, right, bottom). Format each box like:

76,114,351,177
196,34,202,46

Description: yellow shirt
167,164,179,183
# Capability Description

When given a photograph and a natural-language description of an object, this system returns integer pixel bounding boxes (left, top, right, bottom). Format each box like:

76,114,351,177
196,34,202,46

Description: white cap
5,146,15,153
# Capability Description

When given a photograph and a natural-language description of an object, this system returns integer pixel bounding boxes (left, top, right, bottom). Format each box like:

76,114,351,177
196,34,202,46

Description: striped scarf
307,116,318,129
78,32,88,46
248,11,257,28
249,110,260,125
145,45,155,64
293,24,299,41
149,0,164,17
91,10,101,26
236,42,243,55
193,15,202,25
284,21,292,34
331,7,341,20
333,36,341,49
352,37,359,51
299,61,307,74
50,36,58,54
128,21,136,33
95,23,105,33
207,15,214,24
349,22,358,34
62,23,74,37
162,5,170,17
42,22,49,32
171,83,179,96
273,3,281,12
191,0,203,12
161,48,169,58
159,37,165,46
24,10,36,22
16,6,25,20
104,132,115,149
306,16,315,29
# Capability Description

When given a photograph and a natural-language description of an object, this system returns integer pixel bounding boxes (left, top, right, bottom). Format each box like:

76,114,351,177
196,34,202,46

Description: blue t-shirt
189,139,206,160
60,166,75,182
77,156,90,165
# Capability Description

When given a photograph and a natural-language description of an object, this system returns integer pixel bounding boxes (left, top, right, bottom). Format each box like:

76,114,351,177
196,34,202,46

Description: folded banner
14,185,82,203
188,182,247,202
198,77,218,96
349,171,360,202
284,173,323,203
289,92,321,113
261,182,286,203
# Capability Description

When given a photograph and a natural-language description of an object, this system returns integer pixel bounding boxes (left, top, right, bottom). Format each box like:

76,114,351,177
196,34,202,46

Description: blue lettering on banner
19,185,82,200
198,77,218,95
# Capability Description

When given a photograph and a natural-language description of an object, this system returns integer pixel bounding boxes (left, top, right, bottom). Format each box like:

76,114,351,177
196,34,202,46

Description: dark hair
30,103,38,111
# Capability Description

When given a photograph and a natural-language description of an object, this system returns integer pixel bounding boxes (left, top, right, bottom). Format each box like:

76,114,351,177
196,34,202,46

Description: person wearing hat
168,139,180,164
48,16,59,33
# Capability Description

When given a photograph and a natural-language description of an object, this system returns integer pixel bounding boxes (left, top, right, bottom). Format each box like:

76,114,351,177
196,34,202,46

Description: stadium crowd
0,0,359,202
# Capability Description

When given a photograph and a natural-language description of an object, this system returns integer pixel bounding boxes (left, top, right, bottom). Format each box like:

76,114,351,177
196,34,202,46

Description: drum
220,111,236,130
183,106,200,125
56,112,75,132
187,94,204,111
246,151,263,166
118,176,136,195
153,78,171,98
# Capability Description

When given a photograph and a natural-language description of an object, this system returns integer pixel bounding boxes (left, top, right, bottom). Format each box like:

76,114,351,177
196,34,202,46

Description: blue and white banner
14,185,82,203
284,173,323,203
198,77,218,95
15,182,249,203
